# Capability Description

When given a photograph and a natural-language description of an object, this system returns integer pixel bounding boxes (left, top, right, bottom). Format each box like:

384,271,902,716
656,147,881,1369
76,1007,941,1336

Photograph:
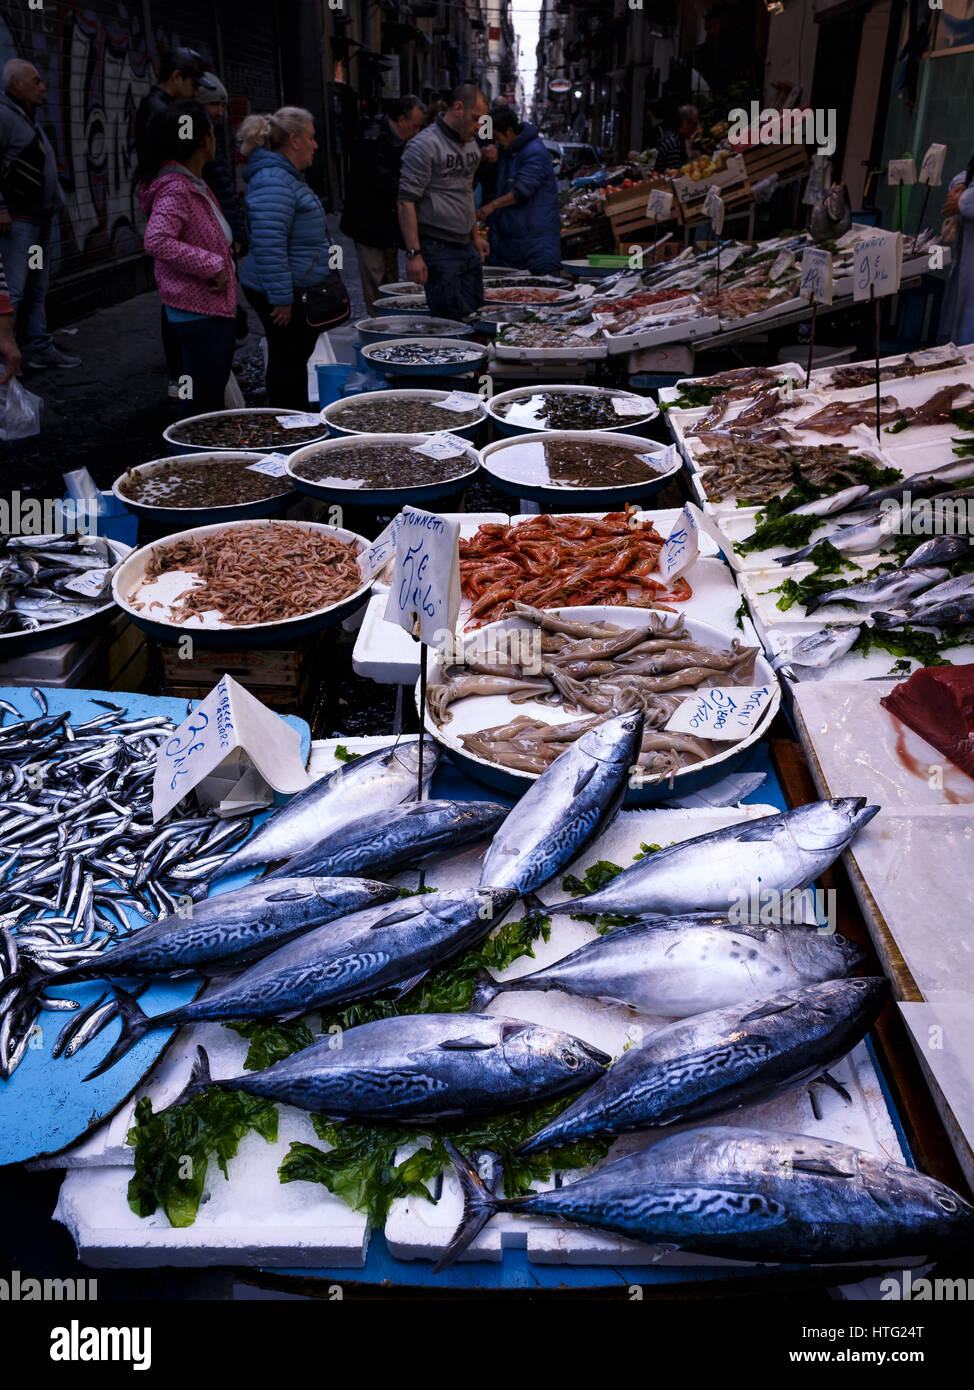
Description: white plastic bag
0,377,43,440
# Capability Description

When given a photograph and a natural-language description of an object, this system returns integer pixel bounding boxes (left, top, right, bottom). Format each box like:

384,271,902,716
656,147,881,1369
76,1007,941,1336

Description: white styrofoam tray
353,511,742,685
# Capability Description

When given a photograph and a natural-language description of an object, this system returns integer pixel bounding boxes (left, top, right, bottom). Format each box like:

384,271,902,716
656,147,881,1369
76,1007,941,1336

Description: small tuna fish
435,1125,974,1269
540,798,878,919
518,977,888,1153
174,1015,610,1121
479,712,643,898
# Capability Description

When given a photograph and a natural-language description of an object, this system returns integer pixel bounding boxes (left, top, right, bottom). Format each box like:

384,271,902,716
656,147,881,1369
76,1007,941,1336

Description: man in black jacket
134,46,205,182
340,94,426,312
198,71,247,254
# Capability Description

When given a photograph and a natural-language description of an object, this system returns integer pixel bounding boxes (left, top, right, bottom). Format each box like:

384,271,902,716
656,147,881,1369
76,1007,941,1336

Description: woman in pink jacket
140,101,237,415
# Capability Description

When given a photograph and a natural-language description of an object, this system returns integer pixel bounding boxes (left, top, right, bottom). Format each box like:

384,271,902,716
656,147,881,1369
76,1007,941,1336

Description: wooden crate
604,182,674,250
741,143,810,187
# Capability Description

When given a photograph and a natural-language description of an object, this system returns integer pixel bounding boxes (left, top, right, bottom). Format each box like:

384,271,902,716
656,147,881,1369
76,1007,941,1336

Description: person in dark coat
477,107,561,275
198,71,247,254
654,104,699,175
134,47,205,180
340,95,426,312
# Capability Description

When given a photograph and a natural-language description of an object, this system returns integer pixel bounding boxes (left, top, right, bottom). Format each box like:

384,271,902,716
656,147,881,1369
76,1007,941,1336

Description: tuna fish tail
172,1045,216,1108
435,1139,516,1273
81,984,162,1080
468,968,503,1012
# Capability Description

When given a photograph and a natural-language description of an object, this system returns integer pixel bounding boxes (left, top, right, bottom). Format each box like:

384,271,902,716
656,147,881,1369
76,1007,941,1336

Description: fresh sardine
803,566,948,616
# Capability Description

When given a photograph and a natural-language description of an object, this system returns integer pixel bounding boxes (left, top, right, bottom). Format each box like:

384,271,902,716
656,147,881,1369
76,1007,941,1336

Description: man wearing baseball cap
198,72,247,253
134,47,205,180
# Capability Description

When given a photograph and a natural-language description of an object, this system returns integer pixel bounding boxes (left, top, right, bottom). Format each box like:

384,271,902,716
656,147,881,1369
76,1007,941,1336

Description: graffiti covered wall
1,0,280,304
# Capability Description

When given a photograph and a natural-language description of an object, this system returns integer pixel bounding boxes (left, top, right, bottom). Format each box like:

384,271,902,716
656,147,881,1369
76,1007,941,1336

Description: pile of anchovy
0,691,253,1078
369,343,480,366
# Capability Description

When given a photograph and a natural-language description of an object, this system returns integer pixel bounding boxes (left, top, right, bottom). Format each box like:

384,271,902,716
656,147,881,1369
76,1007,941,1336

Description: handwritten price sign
657,503,699,582
703,185,725,236
665,685,774,740
887,158,916,186
646,188,674,220
919,143,947,187
150,674,311,821
852,231,902,302
799,246,833,306
383,507,460,644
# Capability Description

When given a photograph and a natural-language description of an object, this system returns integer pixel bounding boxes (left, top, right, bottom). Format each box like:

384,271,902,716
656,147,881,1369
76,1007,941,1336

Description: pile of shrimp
459,512,691,628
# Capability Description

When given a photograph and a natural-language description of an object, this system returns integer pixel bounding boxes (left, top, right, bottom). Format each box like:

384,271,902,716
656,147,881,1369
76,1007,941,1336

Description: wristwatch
406,248,422,259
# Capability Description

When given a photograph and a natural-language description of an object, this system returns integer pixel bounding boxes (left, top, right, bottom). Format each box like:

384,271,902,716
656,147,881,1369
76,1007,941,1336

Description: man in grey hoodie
0,58,79,369
397,84,489,320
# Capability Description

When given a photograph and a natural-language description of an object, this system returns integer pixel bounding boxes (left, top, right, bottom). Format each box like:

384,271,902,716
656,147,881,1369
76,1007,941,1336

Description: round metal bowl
112,518,372,648
418,606,780,805
0,536,131,659
360,337,489,379
373,295,431,316
480,429,681,509
378,281,427,298
162,408,329,456
482,266,530,280
487,385,659,438
286,432,480,508
112,453,296,529
321,389,487,442
354,315,474,345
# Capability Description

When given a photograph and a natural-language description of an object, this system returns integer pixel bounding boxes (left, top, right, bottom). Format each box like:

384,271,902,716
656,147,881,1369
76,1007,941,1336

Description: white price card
638,442,680,475
246,454,290,477
358,512,404,582
151,674,312,822
769,250,795,281
276,413,324,429
573,320,604,339
411,432,468,459
852,231,902,302
383,507,460,644
646,188,674,220
703,186,725,235
664,685,775,740
436,391,482,413
611,394,653,417
887,158,916,186
656,503,699,581
919,143,947,187
799,247,833,305
61,568,111,599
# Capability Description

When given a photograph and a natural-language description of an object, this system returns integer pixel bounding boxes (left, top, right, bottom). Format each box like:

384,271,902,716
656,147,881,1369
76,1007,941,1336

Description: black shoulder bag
299,270,351,332
0,133,47,217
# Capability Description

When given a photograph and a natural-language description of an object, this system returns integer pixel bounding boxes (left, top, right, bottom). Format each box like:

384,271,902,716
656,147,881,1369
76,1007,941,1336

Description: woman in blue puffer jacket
238,107,334,408
477,109,561,275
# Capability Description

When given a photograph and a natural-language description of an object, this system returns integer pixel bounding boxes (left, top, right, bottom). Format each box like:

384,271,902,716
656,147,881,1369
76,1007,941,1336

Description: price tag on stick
656,504,699,582
887,159,916,186
852,231,902,302
799,247,833,306
383,507,460,644
919,143,947,187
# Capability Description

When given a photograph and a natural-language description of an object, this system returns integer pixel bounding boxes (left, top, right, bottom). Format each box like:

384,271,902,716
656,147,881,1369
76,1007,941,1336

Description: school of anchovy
0,690,254,1077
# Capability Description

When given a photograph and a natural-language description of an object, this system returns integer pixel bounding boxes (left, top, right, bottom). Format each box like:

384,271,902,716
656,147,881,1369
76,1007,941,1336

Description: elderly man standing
0,59,79,370
341,94,426,313
398,84,489,321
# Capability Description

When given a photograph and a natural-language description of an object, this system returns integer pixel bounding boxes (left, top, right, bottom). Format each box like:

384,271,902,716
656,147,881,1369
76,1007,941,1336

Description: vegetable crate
741,143,811,189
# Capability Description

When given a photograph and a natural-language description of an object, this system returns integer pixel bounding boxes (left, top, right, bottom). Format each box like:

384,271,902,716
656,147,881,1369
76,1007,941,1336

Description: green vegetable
771,542,859,611
333,745,360,763
228,1018,317,1072
127,1091,278,1228
734,594,751,630
664,383,724,410
561,859,624,897
279,1094,614,1229
852,624,974,668
735,512,821,556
